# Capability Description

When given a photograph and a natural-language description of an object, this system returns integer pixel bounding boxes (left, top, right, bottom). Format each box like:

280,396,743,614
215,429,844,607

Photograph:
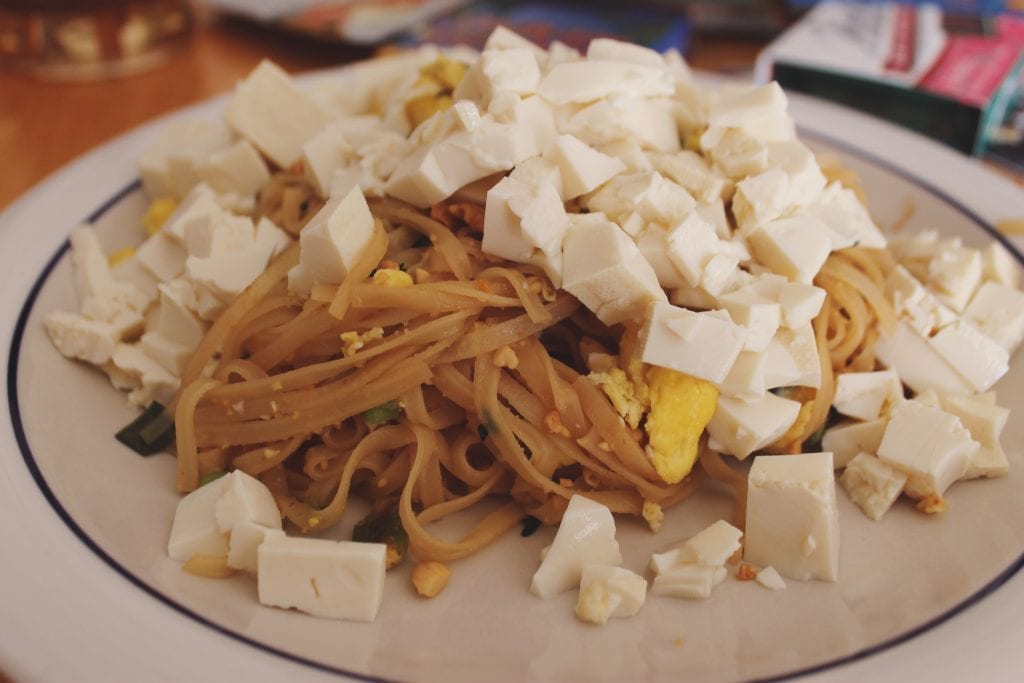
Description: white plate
1,68,1023,683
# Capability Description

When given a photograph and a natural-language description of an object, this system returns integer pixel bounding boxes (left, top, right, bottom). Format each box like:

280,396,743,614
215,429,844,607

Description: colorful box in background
756,1,1024,158
401,0,691,53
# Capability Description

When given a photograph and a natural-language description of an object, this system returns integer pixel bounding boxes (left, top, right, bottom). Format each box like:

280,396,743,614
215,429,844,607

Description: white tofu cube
587,37,664,66
136,232,187,283
530,495,622,599
153,282,206,349
763,324,821,390
765,140,826,206
940,394,1010,480
482,175,568,286
214,470,283,533
638,304,746,384
708,128,767,180
821,418,888,469
561,216,666,325
167,474,232,561
706,392,802,459
664,211,729,288
928,246,982,312
537,60,674,104
288,187,375,295
840,452,908,521
138,118,234,199
875,321,974,396
107,343,179,407
876,400,978,499
196,139,271,198
636,227,688,289
747,214,833,284
545,134,626,199
717,286,782,352
140,331,191,376
510,156,565,198
732,169,790,232
225,60,329,169
575,565,647,625
650,564,727,600
45,312,118,365
480,48,541,97
805,182,886,250
981,241,1020,288
832,370,903,421
718,350,768,401
227,522,284,574
928,319,1009,392
744,452,840,582
585,171,695,228
962,280,1024,353
755,566,786,591
675,519,743,566
650,151,731,205
779,283,826,329
257,536,386,621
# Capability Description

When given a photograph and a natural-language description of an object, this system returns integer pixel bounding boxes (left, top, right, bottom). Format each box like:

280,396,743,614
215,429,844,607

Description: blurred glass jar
0,0,193,80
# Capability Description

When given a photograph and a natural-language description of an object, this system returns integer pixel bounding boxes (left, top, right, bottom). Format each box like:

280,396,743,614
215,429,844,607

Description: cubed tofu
537,60,674,104
763,324,821,390
675,519,743,566
747,214,833,284
840,452,908,521
717,350,768,401
257,536,386,621
732,169,790,233
744,452,840,582
545,134,626,199
561,216,666,325
779,282,826,329
138,118,234,199
962,280,1024,353
288,187,375,295
196,139,271,198
530,495,622,599
585,171,695,228
805,182,886,250
981,241,1020,288
107,343,179,407
832,370,904,421
45,312,119,365
214,470,283,533
638,304,746,384
755,566,786,591
821,418,888,469
227,522,285,573
706,392,802,459
650,151,731,205
225,60,329,169
927,245,982,312
636,226,688,289
875,321,974,396
664,211,731,289
167,474,233,561
940,394,1010,479
575,565,647,625
482,175,568,286
927,319,1009,392
876,400,978,499
479,48,542,98
717,285,782,352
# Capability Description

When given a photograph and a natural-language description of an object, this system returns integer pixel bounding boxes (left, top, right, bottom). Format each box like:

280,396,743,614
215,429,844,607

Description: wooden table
0,16,765,212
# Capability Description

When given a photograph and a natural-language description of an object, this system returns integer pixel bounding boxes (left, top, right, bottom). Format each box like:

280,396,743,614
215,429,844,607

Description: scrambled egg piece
644,367,718,484
340,327,384,357
108,246,135,267
142,197,177,236
372,268,413,288
766,386,816,454
589,367,647,430
642,500,664,533
405,57,467,129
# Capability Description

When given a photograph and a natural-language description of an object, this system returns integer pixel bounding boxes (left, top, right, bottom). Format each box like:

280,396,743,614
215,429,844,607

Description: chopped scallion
115,402,174,455
363,400,401,427
199,470,227,486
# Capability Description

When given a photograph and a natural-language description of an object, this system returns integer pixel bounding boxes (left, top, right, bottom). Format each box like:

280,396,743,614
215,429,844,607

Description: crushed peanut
544,410,571,437
736,563,758,581
641,500,664,533
411,560,451,598
493,345,519,369
916,494,947,514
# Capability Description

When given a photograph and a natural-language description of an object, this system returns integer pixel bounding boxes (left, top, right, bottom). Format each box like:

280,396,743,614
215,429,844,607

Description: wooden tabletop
0,16,767,213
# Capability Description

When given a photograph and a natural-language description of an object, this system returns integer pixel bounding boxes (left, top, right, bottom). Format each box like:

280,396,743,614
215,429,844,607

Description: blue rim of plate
6,128,1024,683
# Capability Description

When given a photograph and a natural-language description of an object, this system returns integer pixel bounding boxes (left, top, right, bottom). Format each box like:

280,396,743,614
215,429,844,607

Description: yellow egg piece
644,367,718,484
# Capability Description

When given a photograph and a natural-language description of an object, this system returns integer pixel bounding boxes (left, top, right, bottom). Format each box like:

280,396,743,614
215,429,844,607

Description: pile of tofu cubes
43,25,1024,622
